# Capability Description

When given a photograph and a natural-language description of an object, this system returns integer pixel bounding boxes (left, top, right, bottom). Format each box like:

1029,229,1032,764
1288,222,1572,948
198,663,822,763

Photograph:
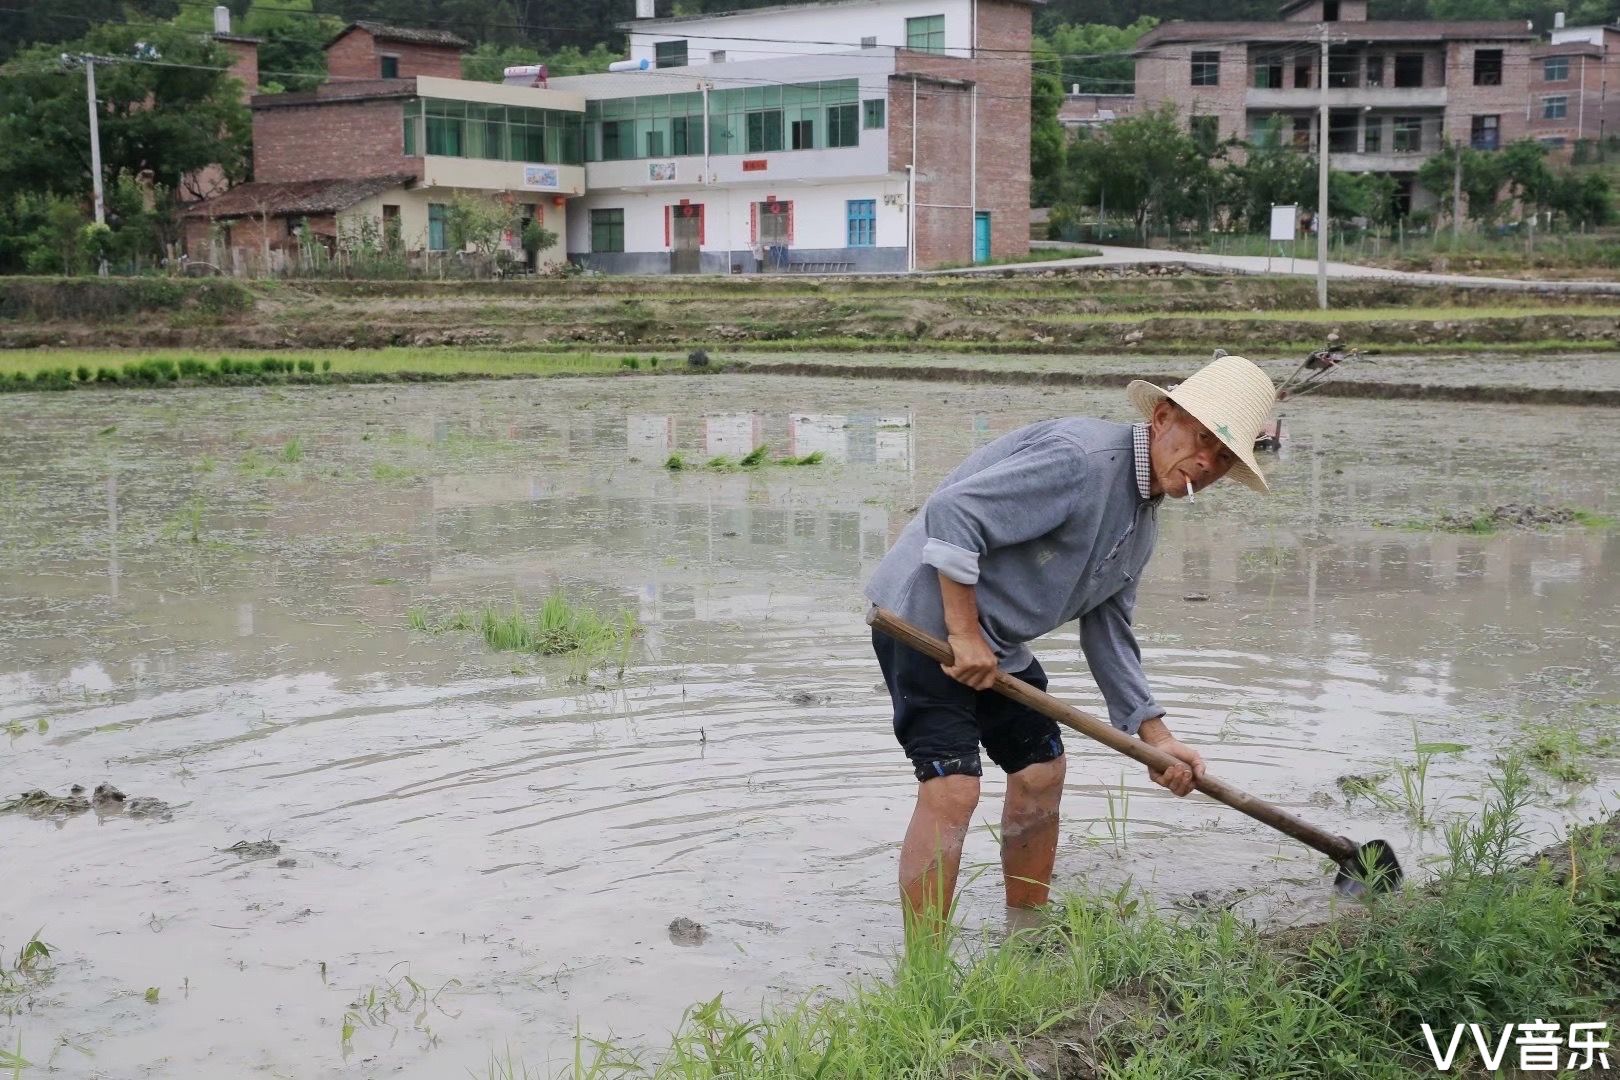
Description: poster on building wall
522,164,561,191
649,162,677,182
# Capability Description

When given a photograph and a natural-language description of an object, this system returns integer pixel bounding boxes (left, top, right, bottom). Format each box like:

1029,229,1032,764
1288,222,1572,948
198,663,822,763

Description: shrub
75,365,91,382
297,359,316,374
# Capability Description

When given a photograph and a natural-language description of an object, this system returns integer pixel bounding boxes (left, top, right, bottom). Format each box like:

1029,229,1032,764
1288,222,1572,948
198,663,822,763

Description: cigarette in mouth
1186,479,1194,503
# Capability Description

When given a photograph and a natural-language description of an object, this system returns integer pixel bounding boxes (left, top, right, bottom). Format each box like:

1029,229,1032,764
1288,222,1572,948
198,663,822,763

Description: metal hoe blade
1333,838,1405,897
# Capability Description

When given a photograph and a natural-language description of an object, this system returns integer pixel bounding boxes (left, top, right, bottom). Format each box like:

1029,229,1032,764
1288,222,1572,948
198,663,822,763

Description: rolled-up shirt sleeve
1079,579,1163,735
922,435,1085,583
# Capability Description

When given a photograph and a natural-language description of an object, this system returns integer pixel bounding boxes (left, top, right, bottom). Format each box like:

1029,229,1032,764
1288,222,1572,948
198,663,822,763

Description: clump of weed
280,437,304,463
412,594,639,674
664,452,686,471
161,496,207,544
372,462,416,481
620,356,641,370
739,445,768,468
788,451,825,466
705,455,735,471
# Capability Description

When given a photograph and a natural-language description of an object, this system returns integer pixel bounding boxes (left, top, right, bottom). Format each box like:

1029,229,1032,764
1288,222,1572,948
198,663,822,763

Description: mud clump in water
668,916,708,947
1437,503,1581,531
2,783,173,821
222,839,282,861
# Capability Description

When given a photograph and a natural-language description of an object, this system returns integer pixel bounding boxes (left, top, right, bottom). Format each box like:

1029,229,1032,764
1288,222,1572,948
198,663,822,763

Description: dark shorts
873,629,1065,783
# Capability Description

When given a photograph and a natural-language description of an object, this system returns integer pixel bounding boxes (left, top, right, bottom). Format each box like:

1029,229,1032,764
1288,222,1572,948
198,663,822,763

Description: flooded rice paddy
3,372,1617,1078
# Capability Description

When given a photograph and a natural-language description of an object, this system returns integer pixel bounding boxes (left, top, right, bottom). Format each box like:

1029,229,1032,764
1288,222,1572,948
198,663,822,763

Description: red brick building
324,22,468,82
1527,24,1620,158
1133,0,1534,214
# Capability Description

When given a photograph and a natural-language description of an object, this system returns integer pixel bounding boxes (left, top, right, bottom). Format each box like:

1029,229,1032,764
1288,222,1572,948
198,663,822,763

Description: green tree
1418,142,1509,224
1549,171,1614,227
444,192,511,255
0,25,251,203
460,41,620,82
1225,118,1315,229
1042,17,1157,96
1063,104,1212,237
1031,51,1067,206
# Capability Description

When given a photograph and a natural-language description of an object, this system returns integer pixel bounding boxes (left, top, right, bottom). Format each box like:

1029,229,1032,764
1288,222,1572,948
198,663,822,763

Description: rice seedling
144,987,160,1004
406,607,432,632
788,451,825,466
161,496,206,544
416,594,638,672
705,455,735,471
340,967,460,1051
371,462,416,481
280,437,304,463
1102,771,1130,851
664,452,686,471
739,445,769,468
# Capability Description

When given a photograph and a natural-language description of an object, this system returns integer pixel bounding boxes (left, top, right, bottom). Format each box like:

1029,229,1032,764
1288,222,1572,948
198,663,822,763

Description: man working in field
865,354,1278,934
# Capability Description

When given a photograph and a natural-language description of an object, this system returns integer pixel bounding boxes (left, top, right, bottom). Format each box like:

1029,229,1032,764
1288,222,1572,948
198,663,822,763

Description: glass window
1191,51,1219,87
380,54,398,79
847,199,875,247
591,209,624,253
906,15,945,54
1365,55,1383,87
1473,49,1502,86
1471,114,1500,150
417,98,581,164
1363,116,1381,152
428,203,447,251
1543,95,1569,119
863,98,885,129
791,118,815,149
861,35,877,49
646,129,665,156
1327,49,1358,89
1253,56,1283,89
1246,115,1281,147
602,119,629,160
403,102,418,156
1544,56,1570,82
1393,53,1424,88
828,103,858,147
710,50,726,63
655,40,688,68
1392,115,1423,152
747,109,784,152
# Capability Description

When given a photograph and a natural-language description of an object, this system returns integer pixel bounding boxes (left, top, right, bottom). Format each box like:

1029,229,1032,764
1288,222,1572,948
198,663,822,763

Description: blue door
973,212,991,264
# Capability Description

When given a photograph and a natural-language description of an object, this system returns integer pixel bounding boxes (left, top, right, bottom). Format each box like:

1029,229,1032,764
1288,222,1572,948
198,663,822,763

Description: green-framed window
427,203,447,251
584,80,858,162
591,208,624,253
747,109,784,152
410,98,584,165
906,15,945,54
827,103,858,147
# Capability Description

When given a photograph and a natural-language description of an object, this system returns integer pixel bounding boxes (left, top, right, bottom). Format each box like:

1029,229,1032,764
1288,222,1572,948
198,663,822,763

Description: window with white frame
1543,95,1569,119
1544,56,1570,81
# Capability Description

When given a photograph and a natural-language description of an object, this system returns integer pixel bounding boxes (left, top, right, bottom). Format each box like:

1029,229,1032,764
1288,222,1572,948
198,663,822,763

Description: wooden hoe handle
867,607,1359,864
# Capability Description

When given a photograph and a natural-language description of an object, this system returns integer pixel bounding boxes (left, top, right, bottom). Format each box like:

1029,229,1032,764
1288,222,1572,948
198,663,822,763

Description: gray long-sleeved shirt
864,416,1164,735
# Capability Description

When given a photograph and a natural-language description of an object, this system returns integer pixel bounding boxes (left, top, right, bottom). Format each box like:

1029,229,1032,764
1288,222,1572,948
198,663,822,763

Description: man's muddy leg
1001,756,1065,918
899,773,980,940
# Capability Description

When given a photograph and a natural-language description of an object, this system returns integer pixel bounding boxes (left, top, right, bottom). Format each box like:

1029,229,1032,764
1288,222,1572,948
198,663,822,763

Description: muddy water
2,374,1617,1077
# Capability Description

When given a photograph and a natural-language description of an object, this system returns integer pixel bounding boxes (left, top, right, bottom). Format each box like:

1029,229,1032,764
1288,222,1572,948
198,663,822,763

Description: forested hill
3,0,1610,67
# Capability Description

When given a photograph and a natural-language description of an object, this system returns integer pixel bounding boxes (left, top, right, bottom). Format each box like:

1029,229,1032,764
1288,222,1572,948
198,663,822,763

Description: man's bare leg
1001,756,1066,927
899,774,980,940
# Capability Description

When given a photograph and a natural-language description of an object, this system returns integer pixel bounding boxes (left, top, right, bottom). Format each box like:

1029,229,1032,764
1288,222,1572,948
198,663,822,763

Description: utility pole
1316,22,1329,310
83,56,107,225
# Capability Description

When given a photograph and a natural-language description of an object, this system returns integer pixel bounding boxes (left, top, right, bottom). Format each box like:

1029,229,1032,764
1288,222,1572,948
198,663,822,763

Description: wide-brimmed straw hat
1127,354,1277,494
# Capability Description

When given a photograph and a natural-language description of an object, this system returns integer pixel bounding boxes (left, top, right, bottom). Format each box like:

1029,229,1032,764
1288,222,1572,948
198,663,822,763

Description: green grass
409,593,639,674
484,758,1617,1080
1522,711,1616,784
0,348,634,386
1039,304,1620,325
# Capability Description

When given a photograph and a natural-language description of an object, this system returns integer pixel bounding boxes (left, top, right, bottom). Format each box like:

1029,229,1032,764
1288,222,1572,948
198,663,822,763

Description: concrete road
941,242,1620,295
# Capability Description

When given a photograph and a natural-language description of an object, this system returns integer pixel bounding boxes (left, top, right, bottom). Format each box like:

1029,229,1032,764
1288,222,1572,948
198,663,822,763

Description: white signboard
1269,204,1298,242
522,164,560,191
